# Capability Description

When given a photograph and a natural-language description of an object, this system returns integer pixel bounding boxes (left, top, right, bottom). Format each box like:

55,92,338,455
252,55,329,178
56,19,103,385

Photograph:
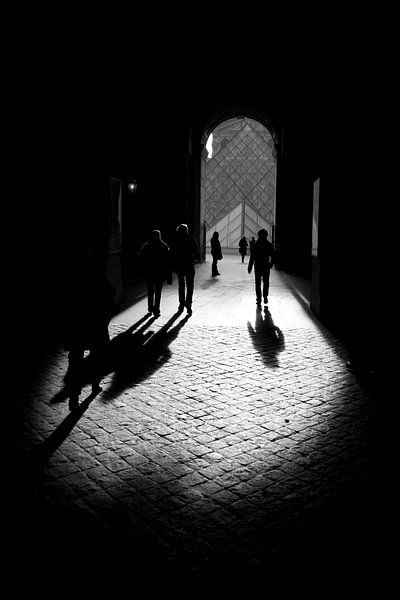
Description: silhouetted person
138,229,172,318
249,236,256,255
238,236,248,263
173,223,200,315
210,231,223,276
64,253,117,411
248,228,275,307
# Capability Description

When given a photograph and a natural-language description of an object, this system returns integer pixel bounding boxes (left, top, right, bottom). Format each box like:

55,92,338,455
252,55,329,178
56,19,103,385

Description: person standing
210,231,223,276
173,223,200,315
247,228,275,307
138,229,172,318
238,236,248,263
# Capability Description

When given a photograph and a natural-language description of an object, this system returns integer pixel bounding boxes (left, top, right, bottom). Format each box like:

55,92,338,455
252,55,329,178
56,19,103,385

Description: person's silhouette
138,229,172,318
172,223,200,315
210,231,223,276
238,236,248,263
64,250,117,411
248,229,275,307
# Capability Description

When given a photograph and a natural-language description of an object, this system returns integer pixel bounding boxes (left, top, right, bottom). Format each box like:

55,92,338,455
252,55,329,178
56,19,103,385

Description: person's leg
263,268,270,304
254,268,262,305
153,280,163,317
147,280,154,313
212,257,218,276
185,269,195,313
177,273,186,309
67,343,84,410
90,327,109,394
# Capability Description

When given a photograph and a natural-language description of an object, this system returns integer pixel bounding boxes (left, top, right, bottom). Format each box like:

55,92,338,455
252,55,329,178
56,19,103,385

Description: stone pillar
273,148,284,269
188,127,205,262
310,176,321,317
200,142,208,261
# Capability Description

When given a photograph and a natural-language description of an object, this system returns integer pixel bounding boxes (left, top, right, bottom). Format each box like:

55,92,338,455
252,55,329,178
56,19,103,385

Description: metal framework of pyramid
205,202,271,250
203,118,276,249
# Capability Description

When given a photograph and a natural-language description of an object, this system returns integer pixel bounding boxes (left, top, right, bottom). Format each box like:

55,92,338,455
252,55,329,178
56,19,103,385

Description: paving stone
12,257,392,581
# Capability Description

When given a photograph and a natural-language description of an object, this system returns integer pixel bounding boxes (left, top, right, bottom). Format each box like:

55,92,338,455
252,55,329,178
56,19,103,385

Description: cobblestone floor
11,255,393,590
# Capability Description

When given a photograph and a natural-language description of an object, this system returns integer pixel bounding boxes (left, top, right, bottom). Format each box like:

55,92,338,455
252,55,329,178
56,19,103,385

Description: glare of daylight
206,133,213,158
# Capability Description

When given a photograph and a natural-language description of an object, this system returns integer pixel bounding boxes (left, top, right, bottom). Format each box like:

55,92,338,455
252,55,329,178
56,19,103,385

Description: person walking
138,229,172,318
210,231,223,276
173,223,200,315
247,228,275,307
249,236,256,255
64,248,117,411
238,236,248,263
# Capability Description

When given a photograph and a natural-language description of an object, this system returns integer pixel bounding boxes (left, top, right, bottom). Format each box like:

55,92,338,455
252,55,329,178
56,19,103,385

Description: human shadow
200,277,219,289
247,307,285,368
102,311,191,401
50,313,153,406
30,387,103,470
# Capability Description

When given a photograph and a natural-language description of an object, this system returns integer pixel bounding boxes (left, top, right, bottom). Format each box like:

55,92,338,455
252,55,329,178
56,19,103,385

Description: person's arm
248,254,254,273
270,242,275,268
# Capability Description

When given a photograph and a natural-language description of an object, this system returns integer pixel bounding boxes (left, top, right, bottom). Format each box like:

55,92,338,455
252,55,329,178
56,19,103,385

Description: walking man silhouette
138,229,172,318
173,223,200,316
238,236,248,263
248,228,275,307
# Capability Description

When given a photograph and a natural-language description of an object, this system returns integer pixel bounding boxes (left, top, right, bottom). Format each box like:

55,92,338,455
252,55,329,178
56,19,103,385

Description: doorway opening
201,117,277,254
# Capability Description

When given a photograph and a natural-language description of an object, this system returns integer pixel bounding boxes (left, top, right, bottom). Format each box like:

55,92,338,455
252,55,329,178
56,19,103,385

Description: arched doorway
201,117,277,254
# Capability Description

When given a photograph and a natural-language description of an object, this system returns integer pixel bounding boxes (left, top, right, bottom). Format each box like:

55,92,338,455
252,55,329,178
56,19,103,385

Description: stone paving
11,255,393,587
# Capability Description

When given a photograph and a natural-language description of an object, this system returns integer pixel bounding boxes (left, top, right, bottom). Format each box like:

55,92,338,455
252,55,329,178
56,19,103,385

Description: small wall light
128,179,137,193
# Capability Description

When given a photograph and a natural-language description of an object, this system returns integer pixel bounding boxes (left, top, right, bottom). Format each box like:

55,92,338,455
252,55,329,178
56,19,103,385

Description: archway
201,116,277,255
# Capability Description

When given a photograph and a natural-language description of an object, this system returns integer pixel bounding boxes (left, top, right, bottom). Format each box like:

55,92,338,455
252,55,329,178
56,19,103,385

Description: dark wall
309,68,391,373
274,153,314,277
15,40,393,380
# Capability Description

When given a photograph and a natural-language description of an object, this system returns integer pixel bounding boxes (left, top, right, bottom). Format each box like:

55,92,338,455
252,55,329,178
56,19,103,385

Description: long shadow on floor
25,312,190,468
13,312,392,587
28,387,102,469
247,307,285,368
102,310,191,401
49,313,154,406
247,308,285,369
199,277,219,289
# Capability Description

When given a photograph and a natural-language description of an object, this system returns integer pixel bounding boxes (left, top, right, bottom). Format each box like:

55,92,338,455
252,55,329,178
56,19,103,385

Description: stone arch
198,107,280,259
201,105,280,154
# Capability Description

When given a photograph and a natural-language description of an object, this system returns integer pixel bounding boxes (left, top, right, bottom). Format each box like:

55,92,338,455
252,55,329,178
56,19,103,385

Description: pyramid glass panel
204,118,276,244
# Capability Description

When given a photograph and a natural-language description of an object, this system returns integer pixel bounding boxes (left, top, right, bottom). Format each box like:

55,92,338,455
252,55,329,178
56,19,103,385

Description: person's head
258,228,268,240
212,231,219,239
177,223,188,236
151,229,161,241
